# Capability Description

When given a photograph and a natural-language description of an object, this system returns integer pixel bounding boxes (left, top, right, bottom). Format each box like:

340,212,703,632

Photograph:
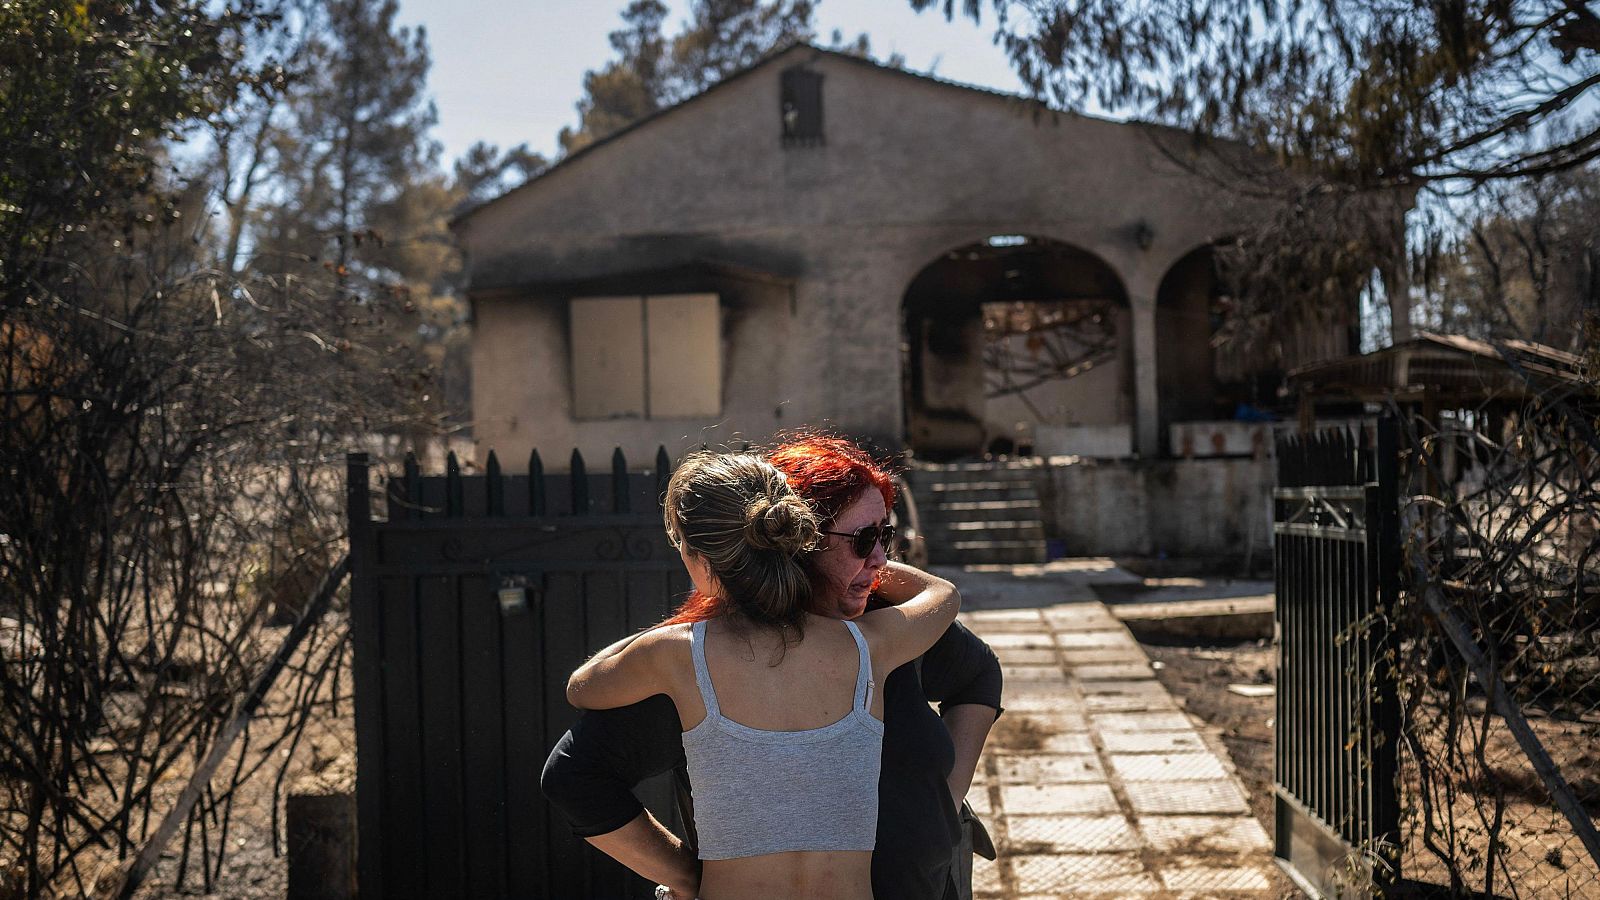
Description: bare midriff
699,850,874,900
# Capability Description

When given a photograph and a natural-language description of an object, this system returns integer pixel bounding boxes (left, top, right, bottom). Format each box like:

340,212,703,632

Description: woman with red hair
545,434,1003,899
662,435,898,626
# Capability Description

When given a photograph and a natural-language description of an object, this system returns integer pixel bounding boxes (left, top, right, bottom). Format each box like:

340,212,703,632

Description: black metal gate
1273,419,1401,895
346,448,689,899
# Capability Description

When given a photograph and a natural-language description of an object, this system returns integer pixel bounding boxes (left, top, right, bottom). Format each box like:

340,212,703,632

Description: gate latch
497,573,537,616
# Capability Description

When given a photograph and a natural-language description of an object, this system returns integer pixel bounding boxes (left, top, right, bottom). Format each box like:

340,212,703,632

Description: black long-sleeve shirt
541,618,1003,900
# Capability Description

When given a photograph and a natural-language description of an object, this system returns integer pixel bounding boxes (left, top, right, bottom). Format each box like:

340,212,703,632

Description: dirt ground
123,722,349,900
1140,639,1305,898
1139,637,1600,899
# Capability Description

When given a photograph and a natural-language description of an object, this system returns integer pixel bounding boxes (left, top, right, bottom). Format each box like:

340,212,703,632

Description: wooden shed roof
1287,332,1585,405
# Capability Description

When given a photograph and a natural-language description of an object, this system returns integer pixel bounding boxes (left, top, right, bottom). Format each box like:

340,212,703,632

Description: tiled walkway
953,564,1277,898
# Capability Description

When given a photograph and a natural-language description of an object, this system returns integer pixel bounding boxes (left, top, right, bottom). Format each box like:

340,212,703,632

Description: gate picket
459,572,508,899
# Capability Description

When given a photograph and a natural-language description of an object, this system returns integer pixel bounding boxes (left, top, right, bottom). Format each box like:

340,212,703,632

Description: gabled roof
452,41,1061,229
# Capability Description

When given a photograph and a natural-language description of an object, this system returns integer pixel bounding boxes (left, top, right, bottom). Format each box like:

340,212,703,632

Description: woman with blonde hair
567,451,960,900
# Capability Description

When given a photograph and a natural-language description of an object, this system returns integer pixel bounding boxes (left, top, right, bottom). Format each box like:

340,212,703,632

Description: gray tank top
682,618,885,860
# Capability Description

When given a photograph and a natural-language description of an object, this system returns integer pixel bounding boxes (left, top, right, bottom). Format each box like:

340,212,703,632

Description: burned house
453,43,1347,467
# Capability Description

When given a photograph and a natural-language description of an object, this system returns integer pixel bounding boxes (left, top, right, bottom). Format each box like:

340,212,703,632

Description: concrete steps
910,462,1050,565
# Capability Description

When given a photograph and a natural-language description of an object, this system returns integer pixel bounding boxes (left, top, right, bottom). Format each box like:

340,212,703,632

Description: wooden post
287,757,357,900
347,453,385,898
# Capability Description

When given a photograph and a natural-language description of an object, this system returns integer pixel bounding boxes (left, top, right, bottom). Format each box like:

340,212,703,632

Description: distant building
454,43,1349,467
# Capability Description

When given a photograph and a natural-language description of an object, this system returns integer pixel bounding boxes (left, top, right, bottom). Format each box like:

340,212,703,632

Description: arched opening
902,236,1130,459
1154,245,1225,433
1155,244,1286,447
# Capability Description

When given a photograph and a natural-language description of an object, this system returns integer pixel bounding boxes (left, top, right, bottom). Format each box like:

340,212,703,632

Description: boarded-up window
780,66,824,146
570,296,646,419
646,294,721,417
570,294,721,419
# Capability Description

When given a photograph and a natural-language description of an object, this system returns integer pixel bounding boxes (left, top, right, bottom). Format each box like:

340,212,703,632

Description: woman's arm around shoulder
920,619,1004,715
856,562,960,673
567,623,692,710
540,696,686,838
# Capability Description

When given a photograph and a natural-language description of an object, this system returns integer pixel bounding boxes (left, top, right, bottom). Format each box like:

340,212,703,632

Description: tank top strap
689,621,721,718
843,619,874,711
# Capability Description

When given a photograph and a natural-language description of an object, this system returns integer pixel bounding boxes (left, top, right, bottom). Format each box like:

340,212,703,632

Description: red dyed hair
663,433,896,625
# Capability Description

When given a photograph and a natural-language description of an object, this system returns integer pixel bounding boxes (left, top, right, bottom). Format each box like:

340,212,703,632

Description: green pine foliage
558,0,821,155
0,1,273,307
919,0,1600,187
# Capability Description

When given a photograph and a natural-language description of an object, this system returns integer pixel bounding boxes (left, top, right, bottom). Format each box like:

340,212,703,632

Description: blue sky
395,0,1029,167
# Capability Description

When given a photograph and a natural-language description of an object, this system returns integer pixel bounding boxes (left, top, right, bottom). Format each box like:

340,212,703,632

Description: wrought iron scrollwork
1275,486,1369,541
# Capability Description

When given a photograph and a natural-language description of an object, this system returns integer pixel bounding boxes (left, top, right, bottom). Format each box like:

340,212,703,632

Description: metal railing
1273,419,1401,895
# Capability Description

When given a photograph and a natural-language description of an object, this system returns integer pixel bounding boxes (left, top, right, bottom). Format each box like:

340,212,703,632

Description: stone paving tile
999,782,1120,815
1099,730,1209,754
1123,780,1250,815
964,618,1056,634
1136,815,1271,853
1090,710,1196,732
973,852,1003,896
965,787,992,816
1010,853,1162,893
998,731,1095,754
1006,664,1069,682
1043,606,1124,626
1006,679,1083,697
1001,683,1082,704
994,647,1061,666
1059,647,1153,665
1084,692,1180,712
1046,619,1124,634
1110,752,1231,782
1005,814,1140,853
1159,862,1275,892
962,582,1277,898
1004,695,1083,715
1077,679,1171,697
1011,890,1164,896
984,632,1058,650
1056,600,1124,613
995,754,1104,784
1070,662,1156,681
1054,630,1139,649
965,608,1050,624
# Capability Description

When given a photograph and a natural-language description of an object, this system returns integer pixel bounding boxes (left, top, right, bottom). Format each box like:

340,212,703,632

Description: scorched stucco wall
456,46,1274,467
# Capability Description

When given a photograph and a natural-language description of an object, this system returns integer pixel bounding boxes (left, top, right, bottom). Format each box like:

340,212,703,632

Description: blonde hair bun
743,494,818,555
663,451,821,631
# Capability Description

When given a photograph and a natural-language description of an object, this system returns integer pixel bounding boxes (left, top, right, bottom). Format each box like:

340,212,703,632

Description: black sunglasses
820,523,897,559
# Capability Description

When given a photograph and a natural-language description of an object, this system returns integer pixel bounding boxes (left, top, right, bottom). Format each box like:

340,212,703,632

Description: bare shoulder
634,622,694,663
852,606,902,641
635,621,691,646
